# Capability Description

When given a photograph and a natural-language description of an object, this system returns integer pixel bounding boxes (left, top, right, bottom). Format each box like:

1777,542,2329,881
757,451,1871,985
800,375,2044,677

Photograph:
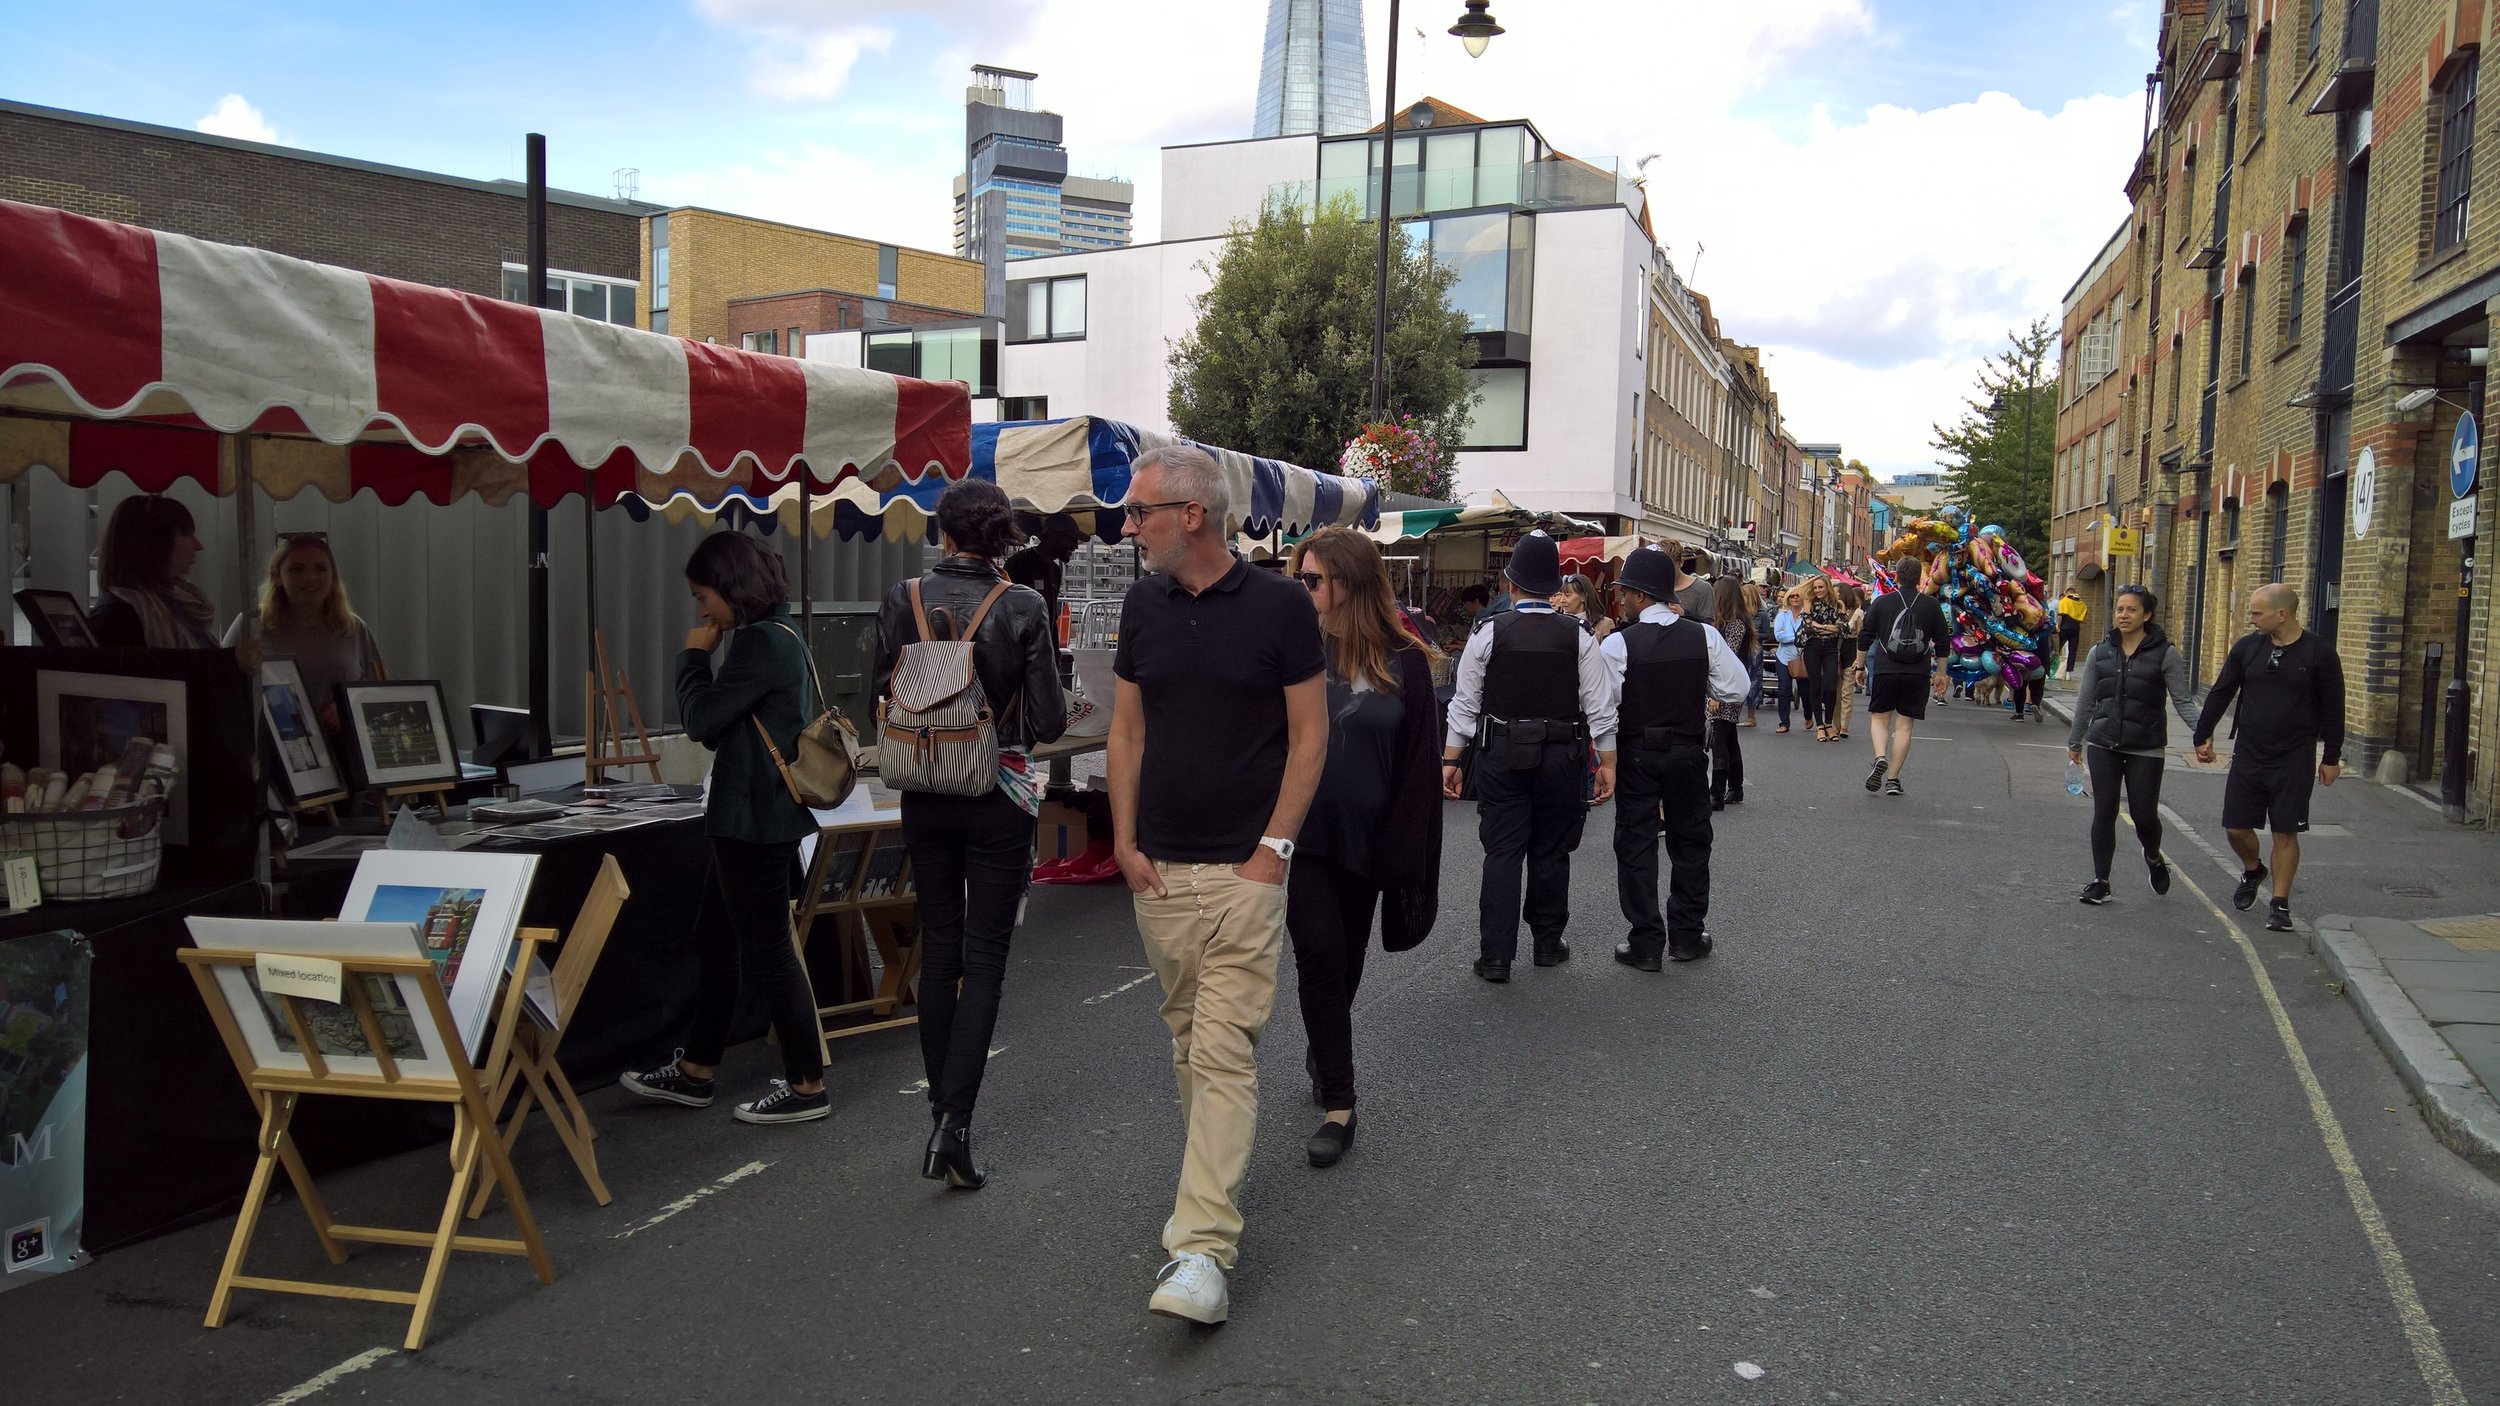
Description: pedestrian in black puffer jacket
2064,585,2199,905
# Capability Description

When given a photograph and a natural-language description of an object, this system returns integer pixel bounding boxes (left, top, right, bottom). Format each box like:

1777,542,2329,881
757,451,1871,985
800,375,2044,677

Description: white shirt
1445,600,1622,753
1599,601,1755,710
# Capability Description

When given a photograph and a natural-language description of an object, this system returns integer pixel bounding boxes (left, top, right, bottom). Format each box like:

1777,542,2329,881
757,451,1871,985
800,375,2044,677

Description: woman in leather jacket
873,480,1066,1188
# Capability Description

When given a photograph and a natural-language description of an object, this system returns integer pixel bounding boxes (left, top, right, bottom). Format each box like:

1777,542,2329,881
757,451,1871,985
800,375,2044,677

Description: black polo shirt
1114,555,1325,864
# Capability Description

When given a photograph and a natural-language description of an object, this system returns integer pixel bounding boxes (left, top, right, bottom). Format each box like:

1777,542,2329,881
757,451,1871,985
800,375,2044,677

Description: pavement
2039,673,2500,1185
8,703,2500,1403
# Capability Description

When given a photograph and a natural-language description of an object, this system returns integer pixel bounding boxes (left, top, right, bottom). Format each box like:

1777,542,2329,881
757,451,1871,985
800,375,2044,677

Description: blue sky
5,1,2155,476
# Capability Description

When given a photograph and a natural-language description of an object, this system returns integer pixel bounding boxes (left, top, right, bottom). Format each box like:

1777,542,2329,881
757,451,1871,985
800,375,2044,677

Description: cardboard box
1036,799,1091,862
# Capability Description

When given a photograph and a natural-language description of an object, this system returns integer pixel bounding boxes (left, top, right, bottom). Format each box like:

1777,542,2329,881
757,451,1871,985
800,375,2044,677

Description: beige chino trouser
1133,858,1286,1270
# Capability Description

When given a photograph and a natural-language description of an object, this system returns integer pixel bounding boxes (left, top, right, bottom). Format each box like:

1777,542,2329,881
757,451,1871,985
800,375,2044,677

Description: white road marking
1733,1361,1765,1380
1083,970,1159,1006
2155,805,2467,1406
898,1048,1006,1094
612,1160,770,1239
257,1348,394,1405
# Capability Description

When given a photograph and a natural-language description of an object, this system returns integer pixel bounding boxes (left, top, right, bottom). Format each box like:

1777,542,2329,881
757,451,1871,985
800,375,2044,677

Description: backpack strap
961,580,1013,638
908,576,939,642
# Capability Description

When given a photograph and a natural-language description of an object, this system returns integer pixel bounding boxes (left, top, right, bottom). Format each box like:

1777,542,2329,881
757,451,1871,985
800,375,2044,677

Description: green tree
1167,193,1478,496
1932,318,2056,568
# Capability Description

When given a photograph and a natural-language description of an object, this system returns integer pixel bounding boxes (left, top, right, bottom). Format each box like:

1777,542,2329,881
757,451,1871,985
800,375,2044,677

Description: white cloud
196,93,281,144
751,27,897,101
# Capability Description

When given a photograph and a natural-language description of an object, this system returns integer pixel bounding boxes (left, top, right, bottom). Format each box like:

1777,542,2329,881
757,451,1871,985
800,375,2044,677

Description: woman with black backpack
874,480,1066,1187
2064,584,2199,905
620,531,829,1126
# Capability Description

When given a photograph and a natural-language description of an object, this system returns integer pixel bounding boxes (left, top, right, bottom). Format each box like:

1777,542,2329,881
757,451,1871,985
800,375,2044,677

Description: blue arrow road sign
2454,411,2479,500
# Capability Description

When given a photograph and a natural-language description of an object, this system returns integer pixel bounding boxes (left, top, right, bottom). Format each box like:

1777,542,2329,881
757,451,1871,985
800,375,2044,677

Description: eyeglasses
1122,500,1194,525
2266,647,2285,673
1295,572,1327,591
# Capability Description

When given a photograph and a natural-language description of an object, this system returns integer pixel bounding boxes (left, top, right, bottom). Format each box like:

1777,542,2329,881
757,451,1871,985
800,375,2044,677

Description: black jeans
1614,743,1713,957
1803,644,1840,726
2085,746,2167,881
1475,733,1590,962
1710,716,1744,800
901,788,1036,1117
1286,855,1380,1111
686,836,821,1085
2012,676,2045,715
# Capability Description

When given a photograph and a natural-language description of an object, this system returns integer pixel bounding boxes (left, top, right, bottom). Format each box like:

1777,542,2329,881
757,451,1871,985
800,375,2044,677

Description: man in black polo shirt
1854,572,1952,797
1109,444,1327,1326
2193,583,2346,933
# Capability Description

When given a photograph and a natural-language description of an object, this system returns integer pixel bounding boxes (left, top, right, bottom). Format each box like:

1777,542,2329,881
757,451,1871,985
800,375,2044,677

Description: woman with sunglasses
2065,584,2198,905
1283,528,1443,1168
232,533,387,738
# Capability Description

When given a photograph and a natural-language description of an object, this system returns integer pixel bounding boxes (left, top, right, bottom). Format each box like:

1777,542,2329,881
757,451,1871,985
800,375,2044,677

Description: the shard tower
1252,0,1371,138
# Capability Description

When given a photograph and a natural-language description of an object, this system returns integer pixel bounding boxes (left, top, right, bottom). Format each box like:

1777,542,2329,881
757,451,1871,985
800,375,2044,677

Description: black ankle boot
923,1111,987,1190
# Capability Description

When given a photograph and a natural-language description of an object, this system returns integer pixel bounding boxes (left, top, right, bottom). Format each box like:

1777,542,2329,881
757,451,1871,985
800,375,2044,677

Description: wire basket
0,799,166,902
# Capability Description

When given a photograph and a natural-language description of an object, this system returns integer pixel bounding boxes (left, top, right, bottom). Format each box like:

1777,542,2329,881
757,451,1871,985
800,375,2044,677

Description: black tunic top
1299,670,1405,878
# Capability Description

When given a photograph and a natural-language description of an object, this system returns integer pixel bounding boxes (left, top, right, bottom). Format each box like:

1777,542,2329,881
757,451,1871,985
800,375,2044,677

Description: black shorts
1867,672,1930,719
2222,758,2315,833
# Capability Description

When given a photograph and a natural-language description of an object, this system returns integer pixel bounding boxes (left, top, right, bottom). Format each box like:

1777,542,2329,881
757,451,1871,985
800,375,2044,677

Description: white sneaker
1148,1252,1228,1324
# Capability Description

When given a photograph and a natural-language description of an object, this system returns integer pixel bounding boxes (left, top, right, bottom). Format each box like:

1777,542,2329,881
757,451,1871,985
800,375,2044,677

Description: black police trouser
1614,742,1713,959
1474,732,1589,962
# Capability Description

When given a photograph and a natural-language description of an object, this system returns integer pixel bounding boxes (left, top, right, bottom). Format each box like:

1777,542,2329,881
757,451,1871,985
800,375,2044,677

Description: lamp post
1370,0,1506,423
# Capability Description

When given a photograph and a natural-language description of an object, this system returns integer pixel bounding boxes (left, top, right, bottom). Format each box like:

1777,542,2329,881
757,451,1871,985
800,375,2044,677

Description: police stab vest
1617,618,1709,748
1482,610,1584,722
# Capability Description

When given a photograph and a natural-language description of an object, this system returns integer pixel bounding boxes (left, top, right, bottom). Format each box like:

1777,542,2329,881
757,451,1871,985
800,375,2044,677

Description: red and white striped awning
0,198,969,508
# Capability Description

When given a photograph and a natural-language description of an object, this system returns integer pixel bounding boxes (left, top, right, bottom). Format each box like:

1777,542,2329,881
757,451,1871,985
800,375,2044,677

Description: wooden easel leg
464,1058,529,1221
525,1058,611,1206
206,1093,293,1329
472,1111,556,1285
406,1115,484,1350
274,1129,348,1265
550,1061,600,1144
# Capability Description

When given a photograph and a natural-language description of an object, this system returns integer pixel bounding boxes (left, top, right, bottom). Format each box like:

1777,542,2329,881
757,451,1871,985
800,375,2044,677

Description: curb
2312,916,2500,1184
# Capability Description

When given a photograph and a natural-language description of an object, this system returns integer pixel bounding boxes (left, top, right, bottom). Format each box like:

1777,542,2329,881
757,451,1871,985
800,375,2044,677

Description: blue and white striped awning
624,416,1380,541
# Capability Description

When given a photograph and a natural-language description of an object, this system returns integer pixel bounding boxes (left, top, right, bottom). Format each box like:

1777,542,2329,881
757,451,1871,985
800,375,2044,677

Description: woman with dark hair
874,479,1064,1188
1283,527,1443,1168
620,531,830,1126
1832,583,1864,740
88,494,217,648
1549,573,1612,640
1709,574,1754,809
2065,584,2199,905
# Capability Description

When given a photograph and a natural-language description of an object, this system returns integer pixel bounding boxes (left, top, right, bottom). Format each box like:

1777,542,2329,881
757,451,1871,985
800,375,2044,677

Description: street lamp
1370,2,1504,424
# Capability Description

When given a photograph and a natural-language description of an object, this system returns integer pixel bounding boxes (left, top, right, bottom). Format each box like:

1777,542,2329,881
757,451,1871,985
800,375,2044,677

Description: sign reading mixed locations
2454,411,2480,500
2353,447,2376,539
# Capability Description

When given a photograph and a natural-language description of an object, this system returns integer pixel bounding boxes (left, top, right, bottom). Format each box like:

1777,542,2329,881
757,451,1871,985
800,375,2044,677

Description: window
2268,482,2290,580
2306,0,2324,62
2236,269,2258,376
2251,35,2270,137
877,245,899,301
864,331,914,378
1000,396,1049,420
2436,54,2478,254
1407,212,1535,335
501,265,639,326
650,214,669,312
1006,275,1086,343
2179,152,2196,248
1461,367,1529,449
2285,218,2309,340
740,329,779,355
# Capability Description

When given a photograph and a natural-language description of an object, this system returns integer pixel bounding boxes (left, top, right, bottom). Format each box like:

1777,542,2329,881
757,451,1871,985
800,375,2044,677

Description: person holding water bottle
2064,584,2199,905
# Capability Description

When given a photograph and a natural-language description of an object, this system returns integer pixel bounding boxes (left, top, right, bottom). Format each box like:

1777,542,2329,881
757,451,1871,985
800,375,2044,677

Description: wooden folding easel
467,857,631,1219
371,781,454,821
791,814,922,1042
178,930,558,1351
585,631,661,785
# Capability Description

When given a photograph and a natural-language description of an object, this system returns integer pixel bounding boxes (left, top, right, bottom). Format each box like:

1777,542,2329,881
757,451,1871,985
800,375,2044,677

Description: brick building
2128,0,2500,810
2052,218,2133,640
641,206,983,348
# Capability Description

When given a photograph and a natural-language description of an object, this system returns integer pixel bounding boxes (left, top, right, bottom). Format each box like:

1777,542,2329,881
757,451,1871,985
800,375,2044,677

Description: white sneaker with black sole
619,1049,715,1107
1149,1252,1228,1324
733,1080,830,1125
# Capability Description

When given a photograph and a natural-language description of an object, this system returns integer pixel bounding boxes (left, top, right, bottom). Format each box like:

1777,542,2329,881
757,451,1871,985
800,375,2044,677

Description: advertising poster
1,929,90,1291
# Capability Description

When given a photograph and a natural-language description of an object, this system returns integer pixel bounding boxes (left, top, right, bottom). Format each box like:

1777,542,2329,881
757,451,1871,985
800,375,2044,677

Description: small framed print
256,656,347,805
12,590,97,649
35,669,188,844
337,680,461,791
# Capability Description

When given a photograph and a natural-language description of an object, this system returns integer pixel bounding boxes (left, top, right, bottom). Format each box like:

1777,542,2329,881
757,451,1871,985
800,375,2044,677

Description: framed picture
12,590,96,649
337,679,460,790
185,917,461,1082
257,656,347,805
338,849,539,1060
35,670,189,844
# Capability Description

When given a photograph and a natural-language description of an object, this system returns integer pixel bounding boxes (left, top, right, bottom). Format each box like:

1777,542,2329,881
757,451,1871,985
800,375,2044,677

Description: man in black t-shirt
1854,579,1951,797
2192,583,2345,932
1003,515,1085,625
1109,445,1327,1326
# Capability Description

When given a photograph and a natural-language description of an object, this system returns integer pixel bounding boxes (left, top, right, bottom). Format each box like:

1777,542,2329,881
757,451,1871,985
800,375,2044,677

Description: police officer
1601,546,1754,971
1441,531,1620,982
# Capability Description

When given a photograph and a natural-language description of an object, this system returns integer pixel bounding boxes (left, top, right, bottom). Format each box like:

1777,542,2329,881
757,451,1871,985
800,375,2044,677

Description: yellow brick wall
638,208,982,344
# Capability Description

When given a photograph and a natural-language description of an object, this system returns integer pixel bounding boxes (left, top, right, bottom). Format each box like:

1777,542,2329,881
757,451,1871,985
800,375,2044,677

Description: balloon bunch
1867,509,2054,692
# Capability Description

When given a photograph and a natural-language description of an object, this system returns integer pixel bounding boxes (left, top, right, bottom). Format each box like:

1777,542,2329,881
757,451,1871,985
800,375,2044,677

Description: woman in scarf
87,495,218,649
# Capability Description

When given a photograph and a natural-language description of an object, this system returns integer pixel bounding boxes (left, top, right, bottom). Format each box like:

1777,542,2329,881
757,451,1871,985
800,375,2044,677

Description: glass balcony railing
1317,127,1644,223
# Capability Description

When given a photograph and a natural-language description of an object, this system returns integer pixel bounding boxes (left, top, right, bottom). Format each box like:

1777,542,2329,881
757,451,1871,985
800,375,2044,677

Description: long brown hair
1289,527,1440,693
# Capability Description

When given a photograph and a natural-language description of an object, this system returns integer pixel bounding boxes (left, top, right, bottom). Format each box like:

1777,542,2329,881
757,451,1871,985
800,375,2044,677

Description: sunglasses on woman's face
1295,571,1327,591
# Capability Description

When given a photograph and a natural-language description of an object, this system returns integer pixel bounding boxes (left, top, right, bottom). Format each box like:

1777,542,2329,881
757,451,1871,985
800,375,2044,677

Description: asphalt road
10,700,2500,1404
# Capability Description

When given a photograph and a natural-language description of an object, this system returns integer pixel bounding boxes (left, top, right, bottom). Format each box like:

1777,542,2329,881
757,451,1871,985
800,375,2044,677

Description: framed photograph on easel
336,679,461,791
184,917,462,1082
257,656,347,807
35,669,189,844
12,589,97,648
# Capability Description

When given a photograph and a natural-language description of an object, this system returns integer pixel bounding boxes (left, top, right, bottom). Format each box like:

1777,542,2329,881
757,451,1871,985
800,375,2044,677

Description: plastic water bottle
2064,760,2089,797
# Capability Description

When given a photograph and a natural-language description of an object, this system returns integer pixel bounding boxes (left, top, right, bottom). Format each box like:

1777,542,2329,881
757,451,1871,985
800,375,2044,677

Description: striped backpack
876,577,1010,796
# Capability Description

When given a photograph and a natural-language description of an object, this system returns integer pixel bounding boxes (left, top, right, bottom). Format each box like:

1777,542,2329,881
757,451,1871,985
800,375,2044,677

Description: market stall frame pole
525,133,554,755
798,473,813,653
230,431,270,893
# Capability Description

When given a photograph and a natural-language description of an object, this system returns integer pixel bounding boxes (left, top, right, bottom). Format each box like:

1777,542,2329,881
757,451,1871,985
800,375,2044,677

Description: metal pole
2445,383,2481,814
526,133,553,754
1368,0,1403,424
798,473,814,653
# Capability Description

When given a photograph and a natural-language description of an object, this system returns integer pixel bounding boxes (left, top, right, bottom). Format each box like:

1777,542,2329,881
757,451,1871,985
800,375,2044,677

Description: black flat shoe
1532,941,1571,967
1306,1113,1356,1168
1724,788,1743,805
1473,958,1511,983
1668,933,1714,962
1613,942,1662,973
922,1112,986,1190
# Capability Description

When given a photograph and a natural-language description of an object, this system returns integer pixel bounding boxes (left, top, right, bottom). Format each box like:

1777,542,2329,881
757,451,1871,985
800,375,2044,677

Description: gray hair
1134,444,1230,531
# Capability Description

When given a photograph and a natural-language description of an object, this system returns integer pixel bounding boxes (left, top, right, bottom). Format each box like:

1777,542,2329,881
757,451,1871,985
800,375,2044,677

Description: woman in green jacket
620,531,829,1126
